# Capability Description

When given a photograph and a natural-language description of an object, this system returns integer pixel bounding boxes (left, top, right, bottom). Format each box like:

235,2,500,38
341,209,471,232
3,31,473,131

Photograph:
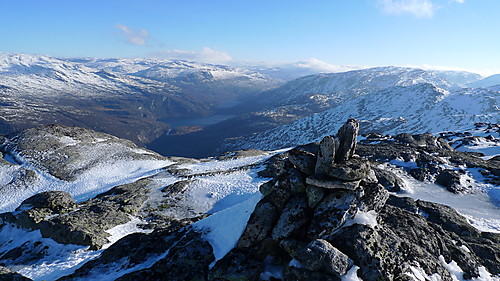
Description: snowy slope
0,133,277,280
469,74,500,88
223,84,499,151
257,66,480,109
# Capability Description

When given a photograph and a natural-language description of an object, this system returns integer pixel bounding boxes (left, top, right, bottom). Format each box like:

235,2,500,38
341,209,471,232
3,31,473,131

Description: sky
1,0,499,75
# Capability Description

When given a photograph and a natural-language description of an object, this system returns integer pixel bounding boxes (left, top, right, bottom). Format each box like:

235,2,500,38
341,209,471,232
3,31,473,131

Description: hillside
0,122,499,280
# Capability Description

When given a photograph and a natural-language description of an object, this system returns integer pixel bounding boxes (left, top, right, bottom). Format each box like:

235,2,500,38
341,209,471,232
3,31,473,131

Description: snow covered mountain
0,123,499,280
222,84,499,151
0,53,282,145
254,66,482,109
469,74,500,88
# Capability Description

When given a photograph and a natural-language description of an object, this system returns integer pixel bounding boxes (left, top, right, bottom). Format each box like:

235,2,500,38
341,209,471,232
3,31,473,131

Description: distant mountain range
1,52,499,157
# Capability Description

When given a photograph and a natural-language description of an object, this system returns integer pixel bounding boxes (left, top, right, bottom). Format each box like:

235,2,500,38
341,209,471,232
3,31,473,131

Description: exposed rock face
116,230,214,281
2,178,152,250
17,191,76,213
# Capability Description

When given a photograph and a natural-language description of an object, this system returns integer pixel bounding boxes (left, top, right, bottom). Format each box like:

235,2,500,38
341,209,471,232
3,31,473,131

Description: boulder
209,250,262,281
359,183,389,212
295,239,353,275
335,118,359,163
327,157,370,181
8,178,151,250
372,167,406,192
116,231,214,281
308,190,359,238
315,135,339,176
305,185,325,208
238,201,279,248
435,170,470,194
306,176,361,191
272,197,309,241
288,147,316,175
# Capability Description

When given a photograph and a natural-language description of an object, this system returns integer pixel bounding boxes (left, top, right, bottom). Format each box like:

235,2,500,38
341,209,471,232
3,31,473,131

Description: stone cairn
211,119,390,280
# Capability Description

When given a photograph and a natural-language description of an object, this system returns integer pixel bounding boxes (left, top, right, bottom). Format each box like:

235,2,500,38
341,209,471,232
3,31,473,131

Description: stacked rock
218,119,389,280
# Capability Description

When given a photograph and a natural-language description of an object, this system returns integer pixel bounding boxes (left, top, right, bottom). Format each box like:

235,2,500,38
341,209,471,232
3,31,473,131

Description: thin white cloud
378,0,436,18
293,58,364,73
150,47,232,63
452,0,464,3
116,24,150,46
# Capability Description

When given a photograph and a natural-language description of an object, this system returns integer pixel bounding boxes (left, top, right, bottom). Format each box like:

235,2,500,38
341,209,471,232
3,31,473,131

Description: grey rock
305,185,325,208
257,153,288,178
415,200,480,237
160,179,195,196
335,118,359,163
1,125,165,181
288,147,316,175
264,184,291,212
58,221,192,280
359,183,389,212
17,191,75,213
395,133,453,151
295,239,353,275
209,250,262,281
372,167,406,192
284,266,341,281
217,149,267,160
271,197,309,241
238,201,279,248
116,230,214,281
435,169,470,194
315,135,339,176
308,190,359,238
306,176,361,191
279,164,306,194
9,178,151,250
327,157,370,181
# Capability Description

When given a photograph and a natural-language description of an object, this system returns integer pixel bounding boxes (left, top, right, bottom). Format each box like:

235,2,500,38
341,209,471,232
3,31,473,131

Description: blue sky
1,0,499,75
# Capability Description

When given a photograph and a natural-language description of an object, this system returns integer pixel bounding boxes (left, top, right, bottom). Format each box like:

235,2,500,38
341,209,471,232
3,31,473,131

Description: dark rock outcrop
2,178,152,250
17,191,76,214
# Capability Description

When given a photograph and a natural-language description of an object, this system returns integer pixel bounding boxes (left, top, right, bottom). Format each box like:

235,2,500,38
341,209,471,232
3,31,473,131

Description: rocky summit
0,120,499,280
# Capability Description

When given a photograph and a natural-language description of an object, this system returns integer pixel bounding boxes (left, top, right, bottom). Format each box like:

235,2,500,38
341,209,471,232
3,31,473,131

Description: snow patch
341,265,363,281
345,210,378,228
193,192,262,267
103,217,153,248
0,224,101,281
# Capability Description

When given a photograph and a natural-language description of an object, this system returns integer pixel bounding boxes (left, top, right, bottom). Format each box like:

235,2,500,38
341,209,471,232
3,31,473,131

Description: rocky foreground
0,121,499,280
